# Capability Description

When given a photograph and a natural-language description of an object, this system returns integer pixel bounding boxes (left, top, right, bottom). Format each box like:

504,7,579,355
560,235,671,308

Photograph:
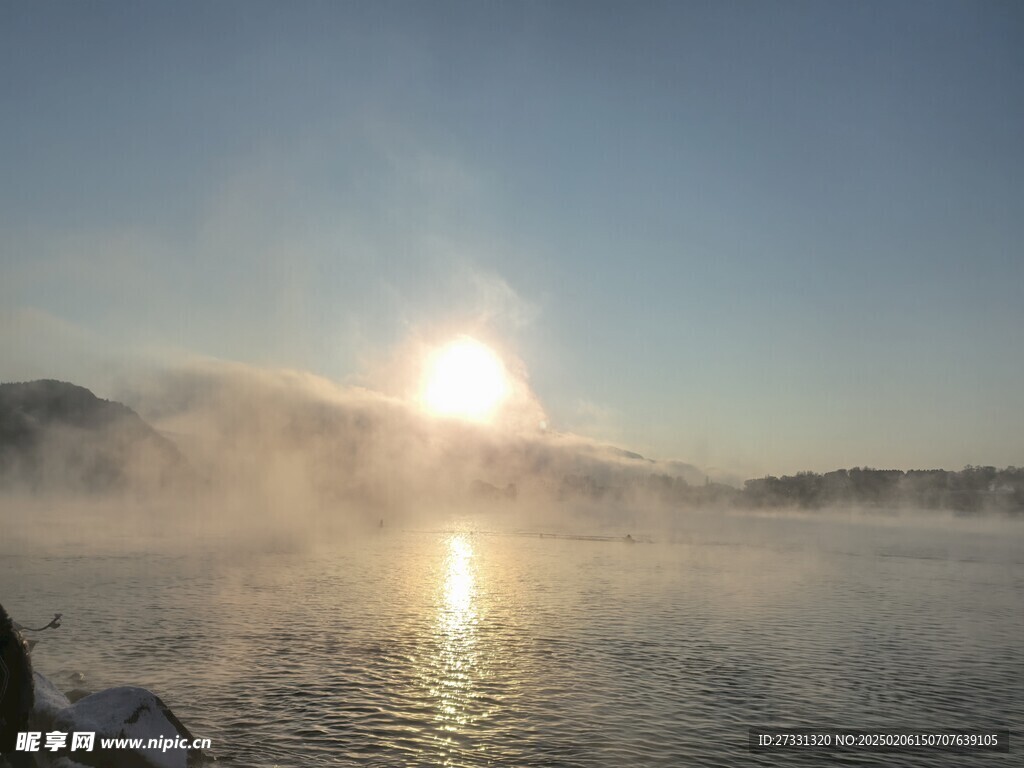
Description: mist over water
0,361,736,559
1,366,1021,768
2,364,1022,767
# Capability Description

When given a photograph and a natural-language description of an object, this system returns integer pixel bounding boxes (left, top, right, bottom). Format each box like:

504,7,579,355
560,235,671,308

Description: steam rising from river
3,361,1017,559
0,360,714,553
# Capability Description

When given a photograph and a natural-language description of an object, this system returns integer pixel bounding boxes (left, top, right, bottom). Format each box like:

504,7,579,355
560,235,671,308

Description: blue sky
2,1,1022,476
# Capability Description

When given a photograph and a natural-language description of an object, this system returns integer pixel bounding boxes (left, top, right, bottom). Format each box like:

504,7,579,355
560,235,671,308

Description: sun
422,337,510,422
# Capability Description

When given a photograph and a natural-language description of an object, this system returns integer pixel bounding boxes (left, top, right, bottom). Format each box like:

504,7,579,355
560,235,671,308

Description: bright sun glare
422,337,510,422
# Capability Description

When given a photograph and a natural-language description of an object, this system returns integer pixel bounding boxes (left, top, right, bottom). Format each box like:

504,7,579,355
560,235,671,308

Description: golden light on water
430,533,480,741
444,534,475,617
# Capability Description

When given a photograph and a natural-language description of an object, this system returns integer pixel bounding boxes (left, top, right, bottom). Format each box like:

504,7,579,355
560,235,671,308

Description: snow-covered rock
29,671,71,729
47,686,203,768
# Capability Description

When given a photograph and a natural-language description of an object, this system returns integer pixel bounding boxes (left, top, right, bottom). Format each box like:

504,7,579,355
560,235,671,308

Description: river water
2,510,1021,766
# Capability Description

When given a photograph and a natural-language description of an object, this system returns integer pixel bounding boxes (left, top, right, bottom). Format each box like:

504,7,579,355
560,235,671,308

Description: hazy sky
2,1,1022,477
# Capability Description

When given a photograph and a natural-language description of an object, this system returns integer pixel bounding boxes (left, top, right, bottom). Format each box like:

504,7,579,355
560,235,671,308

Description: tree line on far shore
561,465,1024,514
739,465,1024,512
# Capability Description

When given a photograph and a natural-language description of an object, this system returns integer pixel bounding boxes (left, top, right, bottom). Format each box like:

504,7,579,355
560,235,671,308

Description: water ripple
2,519,1021,767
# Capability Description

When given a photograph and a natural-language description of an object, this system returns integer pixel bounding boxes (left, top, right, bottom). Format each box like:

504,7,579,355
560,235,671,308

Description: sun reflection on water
444,534,476,620
429,532,481,753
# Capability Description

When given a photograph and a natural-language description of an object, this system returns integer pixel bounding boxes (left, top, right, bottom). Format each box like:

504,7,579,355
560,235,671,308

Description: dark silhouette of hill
0,380,187,493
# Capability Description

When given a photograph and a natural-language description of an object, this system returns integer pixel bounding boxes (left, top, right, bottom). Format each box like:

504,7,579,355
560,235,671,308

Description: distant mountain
0,380,187,493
